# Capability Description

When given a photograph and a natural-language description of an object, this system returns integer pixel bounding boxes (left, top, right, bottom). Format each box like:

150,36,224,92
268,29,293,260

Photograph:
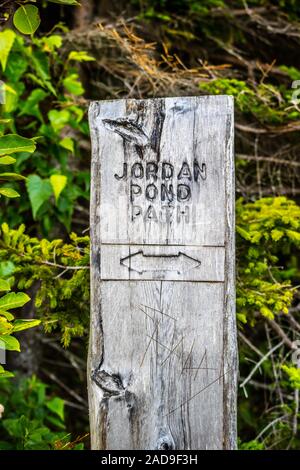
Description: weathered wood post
88,96,237,450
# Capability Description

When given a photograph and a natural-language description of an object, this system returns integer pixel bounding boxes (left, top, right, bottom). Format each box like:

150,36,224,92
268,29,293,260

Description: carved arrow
120,250,201,275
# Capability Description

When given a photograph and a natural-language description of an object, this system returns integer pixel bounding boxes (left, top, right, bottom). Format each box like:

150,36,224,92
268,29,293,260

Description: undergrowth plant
0,115,41,380
0,224,89,347
0,374,85,450
0,25,93,235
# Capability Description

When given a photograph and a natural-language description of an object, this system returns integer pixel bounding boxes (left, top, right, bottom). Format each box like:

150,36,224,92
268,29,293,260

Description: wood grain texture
88,96,237,450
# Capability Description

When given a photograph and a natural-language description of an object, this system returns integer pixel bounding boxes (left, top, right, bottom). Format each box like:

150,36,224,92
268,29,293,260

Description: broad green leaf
0,173,26,181
0,188,20,198
0,30,16,71
46,397,65,421
30,50,56,95
0,156,16,165
26,175,53,219
0,335,20,352
13,319,41,333
63,73,84,96
0,261,15,278
0,292,30,311
68,51,95,62
2,83,18,114
59,137,74,153
0,279,10,291
0,135,36,155
5,51,28,83
48,109,70,133
19,88,48,121
50,175,67,203
42,35,62,52
13,5,41,35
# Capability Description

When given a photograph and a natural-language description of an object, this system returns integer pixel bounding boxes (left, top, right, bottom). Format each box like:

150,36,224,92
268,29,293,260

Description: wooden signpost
88,96,237,450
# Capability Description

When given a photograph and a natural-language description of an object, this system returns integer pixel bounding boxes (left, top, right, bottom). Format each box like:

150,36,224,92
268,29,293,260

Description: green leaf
0,156,16,165
0,30,16,71
63,73,84,96
13,5,41,35
0,279,10,292
46,397,65,421
13,319,41,333
68,51,95,62
286,230,300,243
0,173,26,181
48,109,70,133
0,335,20,352
0,188,20,198
26,175,53,219
42,35,63,52
0,292,30,311
19,89,48,121
59,137,74,153
0,318,12,335
0,261,15,278
0,365,14,378
0,311,14,321
50,175,67,203
260,306,274,320
5,51,28,83
0,135,36,155
236,226,251,241
30,50,56,95
271,229,284,241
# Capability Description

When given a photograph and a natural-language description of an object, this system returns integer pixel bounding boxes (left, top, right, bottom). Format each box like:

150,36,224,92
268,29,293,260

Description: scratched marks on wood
95,281,225,450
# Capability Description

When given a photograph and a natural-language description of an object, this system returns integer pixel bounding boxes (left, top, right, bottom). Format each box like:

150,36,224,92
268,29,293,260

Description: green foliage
199,79,299,125
13,5,41,35
1,0,80,35
0,134,35,199
0,30,15,71
238,438,265,450
236,197,300,324
282,365,300,389
133,0,300,18
0,282,39,378
26,175,53,220
0,113,40,379
0,375,84,450
0,28,93,234
0,224,89,347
